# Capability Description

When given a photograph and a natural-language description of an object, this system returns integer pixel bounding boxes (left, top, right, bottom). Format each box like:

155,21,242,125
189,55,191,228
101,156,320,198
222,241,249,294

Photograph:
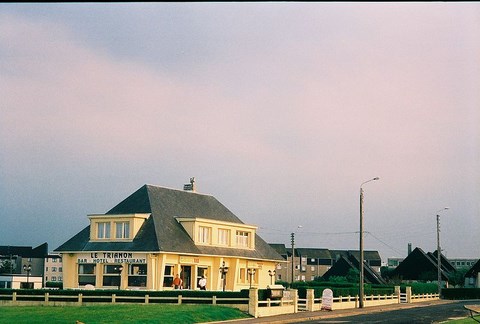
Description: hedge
442,288,480,300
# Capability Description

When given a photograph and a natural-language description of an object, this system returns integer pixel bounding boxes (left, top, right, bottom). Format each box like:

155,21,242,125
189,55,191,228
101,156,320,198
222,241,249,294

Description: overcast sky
1,3,479,262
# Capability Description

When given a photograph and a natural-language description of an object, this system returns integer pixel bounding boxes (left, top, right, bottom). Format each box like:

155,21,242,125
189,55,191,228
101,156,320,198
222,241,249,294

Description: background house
464,259,480,288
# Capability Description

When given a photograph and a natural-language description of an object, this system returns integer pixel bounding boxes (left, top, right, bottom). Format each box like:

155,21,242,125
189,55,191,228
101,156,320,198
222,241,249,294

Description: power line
365,231,404,256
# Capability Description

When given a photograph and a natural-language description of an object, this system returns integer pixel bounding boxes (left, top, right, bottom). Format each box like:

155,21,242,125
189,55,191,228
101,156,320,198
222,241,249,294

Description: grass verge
0,304,251,324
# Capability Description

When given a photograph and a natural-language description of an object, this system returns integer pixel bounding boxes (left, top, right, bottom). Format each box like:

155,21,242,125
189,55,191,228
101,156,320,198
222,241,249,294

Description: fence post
212,295,217,305
145,294,149,304
406,286,412,303
45,292,49,306
306,289,314,311
248,288,258,318
178,295,182,305
112,293,116,304
12,291,17,303
291,289,298,313
394,286,400,303
78,293,83,305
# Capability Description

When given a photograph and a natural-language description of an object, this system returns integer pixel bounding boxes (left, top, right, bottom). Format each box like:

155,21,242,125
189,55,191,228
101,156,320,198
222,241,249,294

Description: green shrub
442,288,480,300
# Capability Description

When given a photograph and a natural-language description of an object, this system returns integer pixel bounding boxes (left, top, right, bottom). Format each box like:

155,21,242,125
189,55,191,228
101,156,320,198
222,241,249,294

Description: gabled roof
56,184,283,261
296,248,331,259
391,247,453,280
330,250,381,262
429,251,457,273
321,253,386,285
465,259,480,277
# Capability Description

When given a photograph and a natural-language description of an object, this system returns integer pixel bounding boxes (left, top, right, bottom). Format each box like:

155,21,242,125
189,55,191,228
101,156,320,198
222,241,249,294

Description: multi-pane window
102,265,122,287
218,229,229,245
115,221,130,239
97,222,111,239
198,226,211,244
52,267,57,272
163,265,174,287
236,231,250,247
78,264,96,286
128,264,147,287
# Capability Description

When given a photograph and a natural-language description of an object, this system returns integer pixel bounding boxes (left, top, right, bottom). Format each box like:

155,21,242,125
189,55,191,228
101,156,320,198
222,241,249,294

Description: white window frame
97,222,111,239
198,226,211,244
115,221,130,239
218,228,229,246
236,231,250,248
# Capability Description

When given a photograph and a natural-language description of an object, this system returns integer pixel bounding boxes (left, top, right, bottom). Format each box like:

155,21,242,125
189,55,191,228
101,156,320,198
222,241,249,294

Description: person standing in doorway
198,276,207,290
172,274,183,289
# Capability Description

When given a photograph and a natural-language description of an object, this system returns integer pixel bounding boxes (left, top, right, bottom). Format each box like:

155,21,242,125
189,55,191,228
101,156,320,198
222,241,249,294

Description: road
297,300,479,323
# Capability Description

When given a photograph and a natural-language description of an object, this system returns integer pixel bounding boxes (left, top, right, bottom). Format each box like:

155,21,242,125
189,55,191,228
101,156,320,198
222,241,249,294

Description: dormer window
89,213,149,242
236,231,250,248
198,226,211,244
218,228,229,245
175,217,256,249
97,222,111,239
115,221,130,239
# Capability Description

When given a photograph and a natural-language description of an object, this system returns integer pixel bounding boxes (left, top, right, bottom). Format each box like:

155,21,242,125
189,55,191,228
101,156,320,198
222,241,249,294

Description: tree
448,268,468,288
346,268,360,283
0,260,15,274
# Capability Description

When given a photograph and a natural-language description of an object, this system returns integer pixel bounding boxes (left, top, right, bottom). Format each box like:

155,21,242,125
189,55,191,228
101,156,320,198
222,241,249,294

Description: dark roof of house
321,253,386,285
330,250,381,262
0,243,48,258
391,247,453,280
55,184,283,261
296,248,331,259
269,244,288,259
465,259,480,277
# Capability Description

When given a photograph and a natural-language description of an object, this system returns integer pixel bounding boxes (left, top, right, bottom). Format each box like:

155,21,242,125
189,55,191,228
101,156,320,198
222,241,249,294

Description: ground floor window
102,265,122,287
196,266,208,289
128,264,147,287
163,265,174,287
78,264,96,286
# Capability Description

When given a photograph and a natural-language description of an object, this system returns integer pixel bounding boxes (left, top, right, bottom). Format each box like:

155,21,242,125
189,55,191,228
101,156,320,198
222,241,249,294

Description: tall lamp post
23,264,32,289
219,261,229,291
436,207,449,296
268,269,276,285
115,265,124,290
359,177,379,308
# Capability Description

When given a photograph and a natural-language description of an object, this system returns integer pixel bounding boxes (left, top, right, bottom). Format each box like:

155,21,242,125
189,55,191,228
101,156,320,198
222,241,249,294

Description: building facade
44,253,63,284
268,244,382,283
0,244,48,288
56,183,283,291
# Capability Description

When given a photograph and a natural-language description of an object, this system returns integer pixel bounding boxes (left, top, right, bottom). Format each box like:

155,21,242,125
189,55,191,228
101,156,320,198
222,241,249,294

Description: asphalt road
297,300,479,324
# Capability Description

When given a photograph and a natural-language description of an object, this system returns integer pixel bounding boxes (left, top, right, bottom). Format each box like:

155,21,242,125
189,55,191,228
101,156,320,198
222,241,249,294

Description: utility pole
437,214,441,293
291,232,295,285
436,207,449,296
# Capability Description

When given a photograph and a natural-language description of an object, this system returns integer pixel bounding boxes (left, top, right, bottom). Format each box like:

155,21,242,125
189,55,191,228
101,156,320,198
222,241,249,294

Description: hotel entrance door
181,265,192,289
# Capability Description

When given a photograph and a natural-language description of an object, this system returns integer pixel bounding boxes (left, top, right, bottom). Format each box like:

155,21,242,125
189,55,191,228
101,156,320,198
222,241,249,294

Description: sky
1,3,479,263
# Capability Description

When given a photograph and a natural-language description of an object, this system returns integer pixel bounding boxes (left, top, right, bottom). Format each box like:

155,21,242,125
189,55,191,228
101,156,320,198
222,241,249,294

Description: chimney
407,243,412,255
183,177,196,192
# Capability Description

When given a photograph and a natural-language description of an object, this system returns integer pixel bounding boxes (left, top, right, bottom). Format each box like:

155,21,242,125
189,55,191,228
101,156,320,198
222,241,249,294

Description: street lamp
23,264,32,289
115,265,124,290
268,269,276,285
219,261,229,291
359,177,379,308
248,268,256,288
436,207,449,296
